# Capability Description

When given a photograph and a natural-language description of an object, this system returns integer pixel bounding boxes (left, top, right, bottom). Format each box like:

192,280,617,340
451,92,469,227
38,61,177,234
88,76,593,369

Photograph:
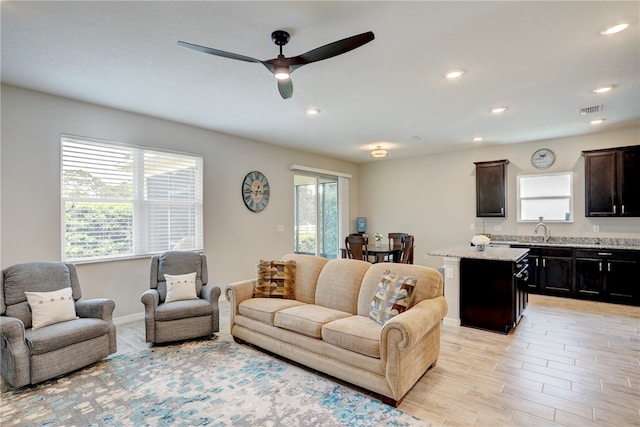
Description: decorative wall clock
531,148,555,169
242,171,270,212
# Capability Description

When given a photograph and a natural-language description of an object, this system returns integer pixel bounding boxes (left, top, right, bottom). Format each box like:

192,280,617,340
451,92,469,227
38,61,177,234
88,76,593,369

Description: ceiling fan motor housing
271,30,290,46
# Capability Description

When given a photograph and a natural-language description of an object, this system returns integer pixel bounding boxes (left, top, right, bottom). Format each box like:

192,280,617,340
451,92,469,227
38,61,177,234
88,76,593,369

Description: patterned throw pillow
254,260,296,299
369,270,417,325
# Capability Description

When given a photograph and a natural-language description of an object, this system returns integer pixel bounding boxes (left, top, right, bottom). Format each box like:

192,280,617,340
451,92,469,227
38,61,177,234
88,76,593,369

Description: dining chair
388,233,409,262
399,235,415,264
345,235,370,262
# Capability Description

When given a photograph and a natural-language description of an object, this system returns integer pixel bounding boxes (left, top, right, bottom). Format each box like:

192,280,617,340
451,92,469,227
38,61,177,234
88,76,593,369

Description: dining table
341,243,401,263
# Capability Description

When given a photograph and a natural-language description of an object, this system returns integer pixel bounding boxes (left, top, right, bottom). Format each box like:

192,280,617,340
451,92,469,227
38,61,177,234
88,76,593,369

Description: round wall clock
242,171,270,212
531,148,556,169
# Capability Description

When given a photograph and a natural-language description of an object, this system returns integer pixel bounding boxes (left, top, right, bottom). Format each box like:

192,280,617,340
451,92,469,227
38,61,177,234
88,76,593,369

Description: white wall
1,84,359,318
357,127,640,269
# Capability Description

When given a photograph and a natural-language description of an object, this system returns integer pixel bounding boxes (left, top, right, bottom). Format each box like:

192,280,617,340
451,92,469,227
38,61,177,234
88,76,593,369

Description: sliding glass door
294,174,339,259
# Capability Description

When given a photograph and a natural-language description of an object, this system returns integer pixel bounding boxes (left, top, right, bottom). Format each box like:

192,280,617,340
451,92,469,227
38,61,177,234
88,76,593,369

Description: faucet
534,217,550,243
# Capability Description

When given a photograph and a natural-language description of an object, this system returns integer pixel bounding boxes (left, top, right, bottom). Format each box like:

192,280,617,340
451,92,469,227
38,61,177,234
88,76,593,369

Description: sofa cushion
239,298,305,325
164,272,198,303
155,298,213,322
315,259,371,314
25,287,77,330
281,254,329,304
254,260,296,299
369,270,417,325
25,318,110,355
322,315,382,358
274,305,352,339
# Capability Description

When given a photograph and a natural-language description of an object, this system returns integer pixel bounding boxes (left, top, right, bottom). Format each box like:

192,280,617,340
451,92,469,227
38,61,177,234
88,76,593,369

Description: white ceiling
2,1,638,163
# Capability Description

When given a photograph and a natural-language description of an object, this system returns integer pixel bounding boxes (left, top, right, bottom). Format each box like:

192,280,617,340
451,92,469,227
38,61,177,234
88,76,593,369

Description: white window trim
516,171,574,223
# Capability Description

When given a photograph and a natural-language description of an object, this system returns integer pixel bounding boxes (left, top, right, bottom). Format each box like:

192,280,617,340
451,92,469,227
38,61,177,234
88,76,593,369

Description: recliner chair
0,262,116,388
141,251,220,344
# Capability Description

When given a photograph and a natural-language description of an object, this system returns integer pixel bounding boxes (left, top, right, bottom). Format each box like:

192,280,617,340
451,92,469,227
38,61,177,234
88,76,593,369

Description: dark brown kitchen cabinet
583,145,640,217
575,249,639,304
513,246,573,294
475,160,508,217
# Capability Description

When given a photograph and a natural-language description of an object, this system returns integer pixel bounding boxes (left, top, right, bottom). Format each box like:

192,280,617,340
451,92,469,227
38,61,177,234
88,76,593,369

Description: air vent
579,104,603,115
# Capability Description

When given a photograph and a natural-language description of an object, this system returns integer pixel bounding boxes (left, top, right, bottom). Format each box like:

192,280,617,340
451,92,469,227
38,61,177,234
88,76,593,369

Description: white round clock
531,148,555,169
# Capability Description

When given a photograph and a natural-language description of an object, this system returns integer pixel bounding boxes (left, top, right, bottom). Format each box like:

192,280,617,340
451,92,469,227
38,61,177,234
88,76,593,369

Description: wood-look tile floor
116,295,640,426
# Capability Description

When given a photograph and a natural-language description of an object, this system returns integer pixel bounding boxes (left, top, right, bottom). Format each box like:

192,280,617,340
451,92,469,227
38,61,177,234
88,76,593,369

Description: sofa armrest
225,280,255,328
75,298,115,322
0,316,31,387
382,296,448,351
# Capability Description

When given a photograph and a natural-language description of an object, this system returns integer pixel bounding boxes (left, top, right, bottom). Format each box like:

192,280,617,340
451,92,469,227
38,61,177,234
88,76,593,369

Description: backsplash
491,234,640,248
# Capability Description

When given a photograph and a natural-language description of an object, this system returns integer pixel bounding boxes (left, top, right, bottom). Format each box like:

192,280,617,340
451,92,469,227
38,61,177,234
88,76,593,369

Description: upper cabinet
583,145,640,217
475,160,508,217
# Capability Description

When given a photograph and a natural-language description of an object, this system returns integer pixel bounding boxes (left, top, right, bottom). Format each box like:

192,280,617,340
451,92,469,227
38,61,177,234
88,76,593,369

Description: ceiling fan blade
177,41,262,64
288,31,374,70
277,79,293,99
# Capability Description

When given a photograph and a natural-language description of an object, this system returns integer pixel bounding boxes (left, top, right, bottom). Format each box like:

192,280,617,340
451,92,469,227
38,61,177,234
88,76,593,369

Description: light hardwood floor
117,295,640,426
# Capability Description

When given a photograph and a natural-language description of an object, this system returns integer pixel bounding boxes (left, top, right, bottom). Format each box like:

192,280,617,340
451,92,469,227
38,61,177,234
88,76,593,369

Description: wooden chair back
388,233,409,262
399,235,415,264
345,235,369,261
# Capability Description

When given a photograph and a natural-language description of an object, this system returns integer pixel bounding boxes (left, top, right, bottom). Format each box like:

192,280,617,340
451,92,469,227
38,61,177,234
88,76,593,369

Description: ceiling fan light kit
370,146,388,158
178,30,375,99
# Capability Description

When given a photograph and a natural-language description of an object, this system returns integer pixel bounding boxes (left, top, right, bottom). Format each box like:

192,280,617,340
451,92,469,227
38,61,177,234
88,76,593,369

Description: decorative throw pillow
25,287,77,330
164,272,198,303
369,270,417,325
254,260,296,299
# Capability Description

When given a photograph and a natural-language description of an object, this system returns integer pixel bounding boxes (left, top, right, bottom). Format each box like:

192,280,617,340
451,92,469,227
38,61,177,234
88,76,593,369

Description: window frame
61,134,204,262
516,171,574,223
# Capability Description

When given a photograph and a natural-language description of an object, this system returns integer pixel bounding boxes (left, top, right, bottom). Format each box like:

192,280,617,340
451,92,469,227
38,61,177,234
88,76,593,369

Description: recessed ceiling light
592,85,613,94
473,137,483,142
601,23,629,35
306,108,320,116
590,118,605,125
491,106,508,114
445,69,464,79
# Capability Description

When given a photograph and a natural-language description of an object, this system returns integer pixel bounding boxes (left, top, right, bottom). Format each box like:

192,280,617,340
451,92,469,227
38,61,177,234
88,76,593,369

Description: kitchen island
429,246,529,331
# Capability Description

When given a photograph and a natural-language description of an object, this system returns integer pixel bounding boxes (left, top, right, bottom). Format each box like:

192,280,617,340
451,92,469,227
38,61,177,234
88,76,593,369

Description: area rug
1,339,428,426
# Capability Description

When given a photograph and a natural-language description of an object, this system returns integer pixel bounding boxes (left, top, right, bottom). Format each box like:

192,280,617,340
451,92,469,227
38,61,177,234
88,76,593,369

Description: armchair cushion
25,318,110,355
164,272,198,303
25,287,77,330
154,298,213,322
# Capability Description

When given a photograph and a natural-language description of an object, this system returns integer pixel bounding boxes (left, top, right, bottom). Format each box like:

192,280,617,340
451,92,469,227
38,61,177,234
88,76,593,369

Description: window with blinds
61,135,203,262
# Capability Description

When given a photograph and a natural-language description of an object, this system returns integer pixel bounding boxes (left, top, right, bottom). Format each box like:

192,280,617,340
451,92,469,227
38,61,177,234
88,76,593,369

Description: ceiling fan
178,30,375,99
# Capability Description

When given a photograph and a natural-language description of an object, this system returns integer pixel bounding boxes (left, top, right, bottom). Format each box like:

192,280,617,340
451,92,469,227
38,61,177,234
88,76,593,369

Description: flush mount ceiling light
590,118,606,125
592,85,614,94
491,106,508,114
601,23,629,35
306,108,320,116
473,136,484,142
370,145,388,158
445,69,465,79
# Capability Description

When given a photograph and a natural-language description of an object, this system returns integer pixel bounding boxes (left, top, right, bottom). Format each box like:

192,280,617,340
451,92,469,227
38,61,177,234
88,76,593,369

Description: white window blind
61,135,203,261
517,172,573,222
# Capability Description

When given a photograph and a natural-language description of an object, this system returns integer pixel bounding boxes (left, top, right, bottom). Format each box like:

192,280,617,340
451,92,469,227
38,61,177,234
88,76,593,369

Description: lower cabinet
514,245,639,305
575,249,639,304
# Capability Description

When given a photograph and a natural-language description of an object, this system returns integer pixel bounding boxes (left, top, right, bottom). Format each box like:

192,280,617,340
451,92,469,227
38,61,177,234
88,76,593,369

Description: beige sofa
225,254,448,406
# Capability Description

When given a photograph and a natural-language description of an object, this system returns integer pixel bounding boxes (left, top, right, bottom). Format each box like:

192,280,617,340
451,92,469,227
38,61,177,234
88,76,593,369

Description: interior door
294,174,339,259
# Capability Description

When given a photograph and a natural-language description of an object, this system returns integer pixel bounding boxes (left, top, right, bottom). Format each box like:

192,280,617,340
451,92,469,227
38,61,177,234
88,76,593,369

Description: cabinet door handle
599,261,602,272
607,262,611,272
598,252,612,256
542,259,546,268
501,207,504,215
535,258,539,267
622,205,625,215
613,205,617,214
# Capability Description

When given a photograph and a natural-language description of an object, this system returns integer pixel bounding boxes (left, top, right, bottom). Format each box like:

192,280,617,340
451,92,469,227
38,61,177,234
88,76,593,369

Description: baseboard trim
114,312,144,325
443,317,461,327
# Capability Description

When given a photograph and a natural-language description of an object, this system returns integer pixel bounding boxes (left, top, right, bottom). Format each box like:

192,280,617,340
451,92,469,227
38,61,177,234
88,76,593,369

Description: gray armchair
0,262,116,388
141,251,220,344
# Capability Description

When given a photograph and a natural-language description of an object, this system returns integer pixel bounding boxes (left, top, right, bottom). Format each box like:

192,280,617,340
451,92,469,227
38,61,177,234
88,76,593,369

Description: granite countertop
489,235,640,251
429,246,529,262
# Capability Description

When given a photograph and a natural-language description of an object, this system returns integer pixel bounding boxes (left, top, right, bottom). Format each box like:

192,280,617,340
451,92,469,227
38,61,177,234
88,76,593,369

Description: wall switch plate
276,225,285,232
446,268,454,279
493,225,502,231
470,224,475,230
593,224,600,233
